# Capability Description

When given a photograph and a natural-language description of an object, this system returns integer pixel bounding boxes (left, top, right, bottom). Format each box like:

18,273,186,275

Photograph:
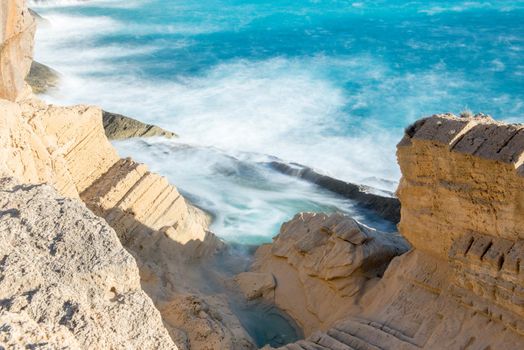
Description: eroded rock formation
262,114,524,349
26,60,59,94
251,212,409,336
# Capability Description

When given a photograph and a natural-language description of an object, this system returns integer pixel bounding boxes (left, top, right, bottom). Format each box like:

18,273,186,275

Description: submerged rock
26,60,60,94
268,161,401,223
102,110,177,140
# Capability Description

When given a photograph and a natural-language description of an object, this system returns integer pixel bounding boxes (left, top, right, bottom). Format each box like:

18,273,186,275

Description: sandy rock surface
235,272,276,301
0,177,176,349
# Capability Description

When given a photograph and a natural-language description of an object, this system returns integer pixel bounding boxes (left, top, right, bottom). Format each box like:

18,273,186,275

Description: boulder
235,272,276,300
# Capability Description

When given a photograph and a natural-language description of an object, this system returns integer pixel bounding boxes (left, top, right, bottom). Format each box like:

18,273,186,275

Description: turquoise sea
31,0,524,243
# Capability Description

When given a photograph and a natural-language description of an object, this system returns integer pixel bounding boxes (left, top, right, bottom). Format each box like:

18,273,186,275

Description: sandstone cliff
255,114,524,349
0,0,34,101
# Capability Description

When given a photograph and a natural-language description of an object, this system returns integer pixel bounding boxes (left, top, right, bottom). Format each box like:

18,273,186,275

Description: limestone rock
235,272,276,301
102,110,176,140
0,177,176,349
252,212,409,335
159,294,256,350
26,60,59,94
0,0,35,101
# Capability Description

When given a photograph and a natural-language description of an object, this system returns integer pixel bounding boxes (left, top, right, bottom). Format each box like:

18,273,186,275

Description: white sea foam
113,139,395,242
29,0,142,9
31,1,524,242
33,9,493,190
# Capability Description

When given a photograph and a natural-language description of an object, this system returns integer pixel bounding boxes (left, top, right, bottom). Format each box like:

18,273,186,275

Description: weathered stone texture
0,178,176,349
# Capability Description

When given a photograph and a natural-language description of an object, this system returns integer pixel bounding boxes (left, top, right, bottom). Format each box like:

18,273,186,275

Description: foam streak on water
30,0,524,243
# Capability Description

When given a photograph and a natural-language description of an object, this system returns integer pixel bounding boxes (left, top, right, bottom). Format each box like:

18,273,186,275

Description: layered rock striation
257,114,524,349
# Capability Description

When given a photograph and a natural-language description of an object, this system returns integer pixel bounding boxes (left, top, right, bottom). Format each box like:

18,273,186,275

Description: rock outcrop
26,60,59,94
264,114,524,349
0,0,35,101
251,212,409,335
0,177,175,349
102,110,176,140
397,113,524,259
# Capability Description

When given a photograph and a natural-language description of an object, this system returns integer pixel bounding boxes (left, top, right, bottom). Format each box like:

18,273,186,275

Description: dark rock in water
267,161,401,223
26,61,60,94
102,110,177,140
28,8,50,26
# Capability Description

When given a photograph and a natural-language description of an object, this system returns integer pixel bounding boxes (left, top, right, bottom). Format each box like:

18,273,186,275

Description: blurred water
31,0,524,243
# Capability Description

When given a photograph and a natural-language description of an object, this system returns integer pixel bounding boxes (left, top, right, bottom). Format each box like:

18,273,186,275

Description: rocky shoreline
2,1,524,349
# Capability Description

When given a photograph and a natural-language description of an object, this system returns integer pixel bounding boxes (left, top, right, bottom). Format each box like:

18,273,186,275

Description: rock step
81,158,147,213
327,328,381,350
80,155,207,243
130,180,171,223
309,332,356,350
333,319,418,350
150,191,184,229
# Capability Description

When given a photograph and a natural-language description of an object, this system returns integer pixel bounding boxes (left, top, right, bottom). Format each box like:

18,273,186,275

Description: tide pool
30,0,524,243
